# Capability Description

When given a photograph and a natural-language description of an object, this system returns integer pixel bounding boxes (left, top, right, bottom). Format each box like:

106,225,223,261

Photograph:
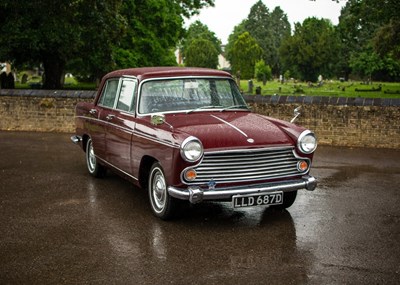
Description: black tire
273,190,297,210
148,162,179,220
86,138,106,178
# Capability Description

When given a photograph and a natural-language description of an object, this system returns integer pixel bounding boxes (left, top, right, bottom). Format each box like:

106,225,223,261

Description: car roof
103,67,232,82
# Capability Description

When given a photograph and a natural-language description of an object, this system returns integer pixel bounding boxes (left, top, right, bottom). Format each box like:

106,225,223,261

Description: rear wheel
86,138,106,178
273,190,297,209
148,162,179,220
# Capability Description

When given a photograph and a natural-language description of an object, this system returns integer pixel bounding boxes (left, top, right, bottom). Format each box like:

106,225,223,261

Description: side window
117,79,136,112
98,79,119,108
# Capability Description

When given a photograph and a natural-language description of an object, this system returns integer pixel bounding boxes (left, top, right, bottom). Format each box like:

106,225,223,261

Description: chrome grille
187,147,304,184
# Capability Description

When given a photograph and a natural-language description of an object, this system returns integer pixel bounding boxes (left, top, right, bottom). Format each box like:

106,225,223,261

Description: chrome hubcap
87,141,96,172
152,170,166,210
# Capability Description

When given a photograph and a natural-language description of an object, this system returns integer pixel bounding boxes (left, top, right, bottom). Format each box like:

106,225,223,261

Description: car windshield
138,78,248,114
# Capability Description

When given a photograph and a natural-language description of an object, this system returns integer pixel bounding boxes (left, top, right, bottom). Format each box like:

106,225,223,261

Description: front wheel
148,163,179,220
86,138,106,178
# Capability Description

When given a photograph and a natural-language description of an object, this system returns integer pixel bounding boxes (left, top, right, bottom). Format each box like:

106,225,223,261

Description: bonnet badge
208,179,216,189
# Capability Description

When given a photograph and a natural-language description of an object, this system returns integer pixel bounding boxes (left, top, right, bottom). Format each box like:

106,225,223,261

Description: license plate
232,192,283,208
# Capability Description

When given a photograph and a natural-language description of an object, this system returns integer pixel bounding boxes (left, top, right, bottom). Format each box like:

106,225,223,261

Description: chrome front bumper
168,175,317,204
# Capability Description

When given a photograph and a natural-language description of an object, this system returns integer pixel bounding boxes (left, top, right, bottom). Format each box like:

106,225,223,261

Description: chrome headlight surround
297,130,317,154
180,136,203,162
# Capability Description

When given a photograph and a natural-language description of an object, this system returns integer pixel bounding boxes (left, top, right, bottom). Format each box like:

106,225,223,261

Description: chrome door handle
89,109,97,115
106,114,115,121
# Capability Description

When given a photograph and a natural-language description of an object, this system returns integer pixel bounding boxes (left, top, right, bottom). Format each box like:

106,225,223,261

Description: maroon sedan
72,67,317,219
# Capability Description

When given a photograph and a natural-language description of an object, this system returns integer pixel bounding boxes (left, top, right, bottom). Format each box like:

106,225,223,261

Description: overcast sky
185,0,347,44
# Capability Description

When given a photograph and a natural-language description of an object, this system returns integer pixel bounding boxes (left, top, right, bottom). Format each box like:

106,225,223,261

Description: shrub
254,60,272,82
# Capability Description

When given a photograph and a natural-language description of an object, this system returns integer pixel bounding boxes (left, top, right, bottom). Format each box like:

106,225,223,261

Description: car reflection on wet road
0,132,399,284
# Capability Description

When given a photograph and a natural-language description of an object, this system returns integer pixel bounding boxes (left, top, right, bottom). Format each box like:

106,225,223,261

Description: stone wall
0,90,399,149
0,90,95,133
244,95,400,149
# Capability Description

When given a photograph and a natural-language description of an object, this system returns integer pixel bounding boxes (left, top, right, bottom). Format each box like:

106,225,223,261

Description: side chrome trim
169,175,317,204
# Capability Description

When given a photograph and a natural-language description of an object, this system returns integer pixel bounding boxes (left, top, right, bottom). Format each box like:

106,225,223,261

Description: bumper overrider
168,175,317,204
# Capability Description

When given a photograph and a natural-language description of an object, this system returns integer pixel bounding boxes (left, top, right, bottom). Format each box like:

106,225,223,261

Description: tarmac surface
0,131,399,284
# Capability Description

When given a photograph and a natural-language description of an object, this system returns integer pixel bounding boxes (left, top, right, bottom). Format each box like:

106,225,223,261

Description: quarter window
99,79,119,108
117,80,136,112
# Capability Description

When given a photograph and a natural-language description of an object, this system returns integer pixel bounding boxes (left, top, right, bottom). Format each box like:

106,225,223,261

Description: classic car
71,67,317,219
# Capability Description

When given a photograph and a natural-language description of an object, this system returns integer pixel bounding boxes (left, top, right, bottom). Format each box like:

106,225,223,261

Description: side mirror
290,106,301,123
151,114,165,125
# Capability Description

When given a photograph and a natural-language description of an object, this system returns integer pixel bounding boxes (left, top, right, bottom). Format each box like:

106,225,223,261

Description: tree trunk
42,55,65,89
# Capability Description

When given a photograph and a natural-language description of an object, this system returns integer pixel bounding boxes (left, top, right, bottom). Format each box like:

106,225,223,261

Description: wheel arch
139,155,158,189
82,134,90,152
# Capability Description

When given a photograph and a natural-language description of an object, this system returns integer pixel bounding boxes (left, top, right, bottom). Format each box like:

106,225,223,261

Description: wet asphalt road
0,131,399,284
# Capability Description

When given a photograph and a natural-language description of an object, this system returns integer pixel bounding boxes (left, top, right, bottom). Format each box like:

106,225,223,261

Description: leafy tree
373,19,400,61
179,0,215,17
337,0,400,81
269,7,291,75
0,0,215,89
112,0,184,69
254,60,272,82
181,21,221,61
243,1,290,76
225,20,247,73
229,32,262,79
185,38,219,68
280,18,340,82
349,50,382,80
350,48,400,81
0,0,124,89
244,1,273,65
180,21,221,68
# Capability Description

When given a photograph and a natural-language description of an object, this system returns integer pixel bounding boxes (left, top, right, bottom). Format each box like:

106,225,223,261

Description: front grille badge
207,179,216,189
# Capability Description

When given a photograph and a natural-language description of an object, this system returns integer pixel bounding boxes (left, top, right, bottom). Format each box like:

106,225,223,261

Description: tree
373,20,400,61
280,18,340,82
0,0,215,89
185,39,219,68
181,20,221,64
254,60,272,82
349,50,382,80
337,0,400,81
269,7,291,75
244,1,273,65
225,20,247,71
350,48,400,81
243,1,290,76
229,32,262,79
178,0,215,17
113,0,184,69
0,0,124,89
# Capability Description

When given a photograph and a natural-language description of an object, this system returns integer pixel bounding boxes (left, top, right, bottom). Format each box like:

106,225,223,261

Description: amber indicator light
297,160,309,172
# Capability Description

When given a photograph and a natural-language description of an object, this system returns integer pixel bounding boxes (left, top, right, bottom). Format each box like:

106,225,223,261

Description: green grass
12,72,400,99
240,79,400,99
15,74,96,90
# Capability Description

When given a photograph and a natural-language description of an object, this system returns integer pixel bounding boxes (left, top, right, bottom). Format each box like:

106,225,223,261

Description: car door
91,78,120,162
105,78,137,176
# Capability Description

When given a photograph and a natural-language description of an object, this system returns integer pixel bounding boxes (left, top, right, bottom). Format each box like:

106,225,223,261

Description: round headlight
298,130,317,154
180,137,203,162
